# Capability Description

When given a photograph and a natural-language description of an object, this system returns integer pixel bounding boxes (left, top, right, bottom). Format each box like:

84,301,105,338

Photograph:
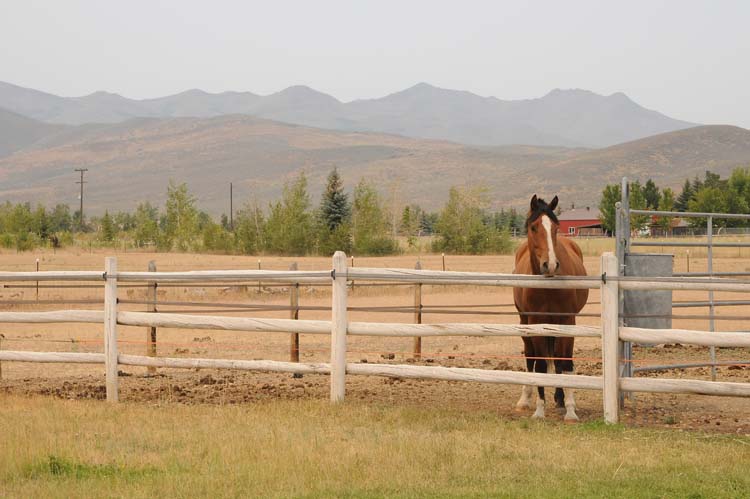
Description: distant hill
0,112,746,215
0,108,66,157
0,80,696,148
542,125,750,205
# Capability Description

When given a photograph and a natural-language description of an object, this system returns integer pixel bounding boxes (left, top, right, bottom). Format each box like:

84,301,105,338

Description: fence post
413,261,423,359
330,251,348,402
707,216,716,381
104,257,119,403
147,260,157,374
601,252,619,423
289,262,300,362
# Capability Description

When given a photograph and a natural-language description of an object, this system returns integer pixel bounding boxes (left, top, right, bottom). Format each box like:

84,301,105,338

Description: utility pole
74,168,88,230
230,182,234,230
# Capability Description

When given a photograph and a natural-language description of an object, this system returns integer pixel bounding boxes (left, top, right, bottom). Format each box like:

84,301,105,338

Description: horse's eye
531,226,537,232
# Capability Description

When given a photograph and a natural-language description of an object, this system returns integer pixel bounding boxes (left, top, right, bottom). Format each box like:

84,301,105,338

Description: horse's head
525,194,560,277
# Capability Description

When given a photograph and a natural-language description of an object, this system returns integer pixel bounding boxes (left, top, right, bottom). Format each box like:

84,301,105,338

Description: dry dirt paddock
0,248,749,435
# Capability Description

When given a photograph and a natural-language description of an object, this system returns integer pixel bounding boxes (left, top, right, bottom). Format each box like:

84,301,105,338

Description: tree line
598,166,750,234
0,169,523,255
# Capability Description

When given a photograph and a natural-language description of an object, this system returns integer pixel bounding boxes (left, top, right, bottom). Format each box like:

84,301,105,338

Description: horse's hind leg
556,341,579,422
554,360,565,409
515,358,534,411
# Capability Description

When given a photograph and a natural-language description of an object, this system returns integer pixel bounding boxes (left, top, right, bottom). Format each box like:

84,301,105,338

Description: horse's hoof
564,415,580,424
514,405,530,413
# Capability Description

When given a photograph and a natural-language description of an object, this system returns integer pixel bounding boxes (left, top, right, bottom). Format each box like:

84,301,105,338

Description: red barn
558,207,604,236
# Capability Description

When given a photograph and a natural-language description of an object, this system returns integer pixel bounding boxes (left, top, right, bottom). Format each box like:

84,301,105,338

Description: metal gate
617,177,750,381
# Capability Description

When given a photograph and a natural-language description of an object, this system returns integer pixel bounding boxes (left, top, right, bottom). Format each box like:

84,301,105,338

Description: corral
1,247,749,433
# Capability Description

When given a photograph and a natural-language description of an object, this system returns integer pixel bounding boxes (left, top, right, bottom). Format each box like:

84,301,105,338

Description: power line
74,168,88,230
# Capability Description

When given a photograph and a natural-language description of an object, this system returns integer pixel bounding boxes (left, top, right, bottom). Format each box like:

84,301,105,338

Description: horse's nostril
541,262,549,273
555,261,560,271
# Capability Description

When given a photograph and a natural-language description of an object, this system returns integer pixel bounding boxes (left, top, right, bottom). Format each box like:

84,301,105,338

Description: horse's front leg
531,359,548,419
515,358,535,411
562,382,579,423
554,359,579,423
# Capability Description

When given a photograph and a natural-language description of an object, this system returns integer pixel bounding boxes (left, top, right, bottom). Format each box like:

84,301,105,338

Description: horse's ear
549,195,558,211
530,194,538,211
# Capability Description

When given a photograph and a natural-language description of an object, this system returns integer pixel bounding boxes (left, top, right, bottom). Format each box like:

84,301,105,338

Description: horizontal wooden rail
118,354,331,374
620,377,750,397
3,351,747,399
619,278,750,293
346,363,603,390
0,310,103,323
116,312,600,339
0,351,104,363
620,327,750,348
346,268,601,289
0,271,104,282
117,270,331,283
118,311,331,334
346,322,600,338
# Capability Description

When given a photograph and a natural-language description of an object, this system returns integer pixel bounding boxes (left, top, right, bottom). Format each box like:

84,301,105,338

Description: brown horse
513,195,588,421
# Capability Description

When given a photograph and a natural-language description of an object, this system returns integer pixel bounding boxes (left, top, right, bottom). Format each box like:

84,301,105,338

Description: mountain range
0,80,696,148
0,103,748,215
0,80,747,216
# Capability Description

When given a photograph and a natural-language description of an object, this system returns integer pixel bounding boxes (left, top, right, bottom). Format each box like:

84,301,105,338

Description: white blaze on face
541,215,558,273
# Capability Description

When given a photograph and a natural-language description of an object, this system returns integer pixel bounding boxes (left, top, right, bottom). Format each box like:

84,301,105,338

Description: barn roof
558,207,600,221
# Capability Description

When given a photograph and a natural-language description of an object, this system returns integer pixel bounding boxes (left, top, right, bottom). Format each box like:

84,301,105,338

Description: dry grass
1,395,748,498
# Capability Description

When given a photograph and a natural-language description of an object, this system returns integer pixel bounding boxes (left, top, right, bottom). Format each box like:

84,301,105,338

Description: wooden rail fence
1,252,749,424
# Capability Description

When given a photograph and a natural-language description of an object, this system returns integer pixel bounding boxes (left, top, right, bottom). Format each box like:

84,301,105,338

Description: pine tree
642,179,660,209
100,211,116,243
320,168,351,230
316,168,352,255
691,175,703,195
675,179,693,212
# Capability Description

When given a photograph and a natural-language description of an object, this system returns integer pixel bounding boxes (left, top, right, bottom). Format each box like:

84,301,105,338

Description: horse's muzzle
541,261,560,276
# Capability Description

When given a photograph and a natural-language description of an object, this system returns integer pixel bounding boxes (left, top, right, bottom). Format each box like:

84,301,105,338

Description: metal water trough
623,253,673,331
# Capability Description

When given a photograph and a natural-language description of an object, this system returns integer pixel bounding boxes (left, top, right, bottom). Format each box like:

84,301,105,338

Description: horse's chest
523,289,576,313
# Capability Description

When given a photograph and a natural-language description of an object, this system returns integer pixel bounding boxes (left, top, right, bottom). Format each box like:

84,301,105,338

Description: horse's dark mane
525,197,559,230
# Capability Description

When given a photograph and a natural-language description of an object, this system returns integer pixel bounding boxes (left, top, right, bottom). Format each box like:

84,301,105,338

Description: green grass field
1,395,748,498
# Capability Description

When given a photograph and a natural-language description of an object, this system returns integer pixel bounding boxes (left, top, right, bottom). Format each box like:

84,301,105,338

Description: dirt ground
1,248,749,434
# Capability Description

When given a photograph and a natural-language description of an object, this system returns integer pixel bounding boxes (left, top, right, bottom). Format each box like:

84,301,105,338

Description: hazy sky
2,1,749,127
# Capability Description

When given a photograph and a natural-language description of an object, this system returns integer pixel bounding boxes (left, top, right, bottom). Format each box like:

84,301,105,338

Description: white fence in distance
1,252,750,424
